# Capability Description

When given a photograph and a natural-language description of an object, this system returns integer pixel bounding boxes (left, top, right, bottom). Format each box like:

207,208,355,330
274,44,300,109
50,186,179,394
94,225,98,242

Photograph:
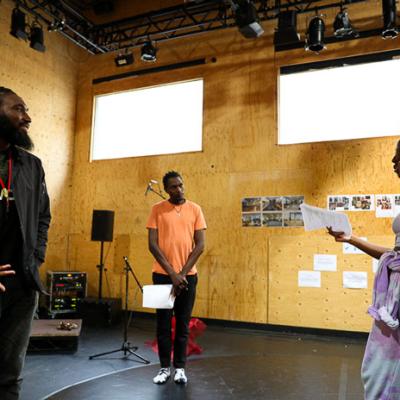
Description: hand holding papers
143,284,175,309
300,203,352,237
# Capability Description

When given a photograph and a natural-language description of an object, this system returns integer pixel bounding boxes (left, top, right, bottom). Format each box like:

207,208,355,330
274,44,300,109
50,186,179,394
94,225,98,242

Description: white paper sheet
327,195,351,211
298,271,321,288
343,271,368,289
343,237,367,254
394,195,400,216
300,203,352,236
142,284,175,309
314,254,337,271
372,259,379,274
376,194,395,218
350,195,375,211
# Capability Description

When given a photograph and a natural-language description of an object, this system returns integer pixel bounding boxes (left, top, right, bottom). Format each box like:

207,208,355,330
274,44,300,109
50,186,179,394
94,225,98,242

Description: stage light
382,0,398,39
305,16,326,53
30,22,46,52
233,0,264,39
48,18,66,32
141,41,157,62
333,7,359,38
114,51,134,67
10,8,28,40
274,10,300,46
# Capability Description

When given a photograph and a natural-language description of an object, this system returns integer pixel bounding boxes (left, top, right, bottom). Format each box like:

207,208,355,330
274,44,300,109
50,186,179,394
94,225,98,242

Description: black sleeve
35,167,51,263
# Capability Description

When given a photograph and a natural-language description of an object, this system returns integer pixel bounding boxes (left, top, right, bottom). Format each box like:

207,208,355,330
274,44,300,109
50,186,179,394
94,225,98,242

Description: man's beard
0,115,34,151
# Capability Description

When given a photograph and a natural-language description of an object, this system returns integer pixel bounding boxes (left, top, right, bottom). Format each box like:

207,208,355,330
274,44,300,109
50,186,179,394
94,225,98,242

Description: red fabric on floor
146,317,207,357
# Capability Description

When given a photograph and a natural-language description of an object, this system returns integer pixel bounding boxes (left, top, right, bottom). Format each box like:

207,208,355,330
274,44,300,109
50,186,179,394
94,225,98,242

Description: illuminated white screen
91,79,203,160
278,58,400,144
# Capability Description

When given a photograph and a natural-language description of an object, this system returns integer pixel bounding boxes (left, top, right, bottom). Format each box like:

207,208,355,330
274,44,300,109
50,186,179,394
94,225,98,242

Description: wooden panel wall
69,3,400,331
269,235,393,332
0,0,82,278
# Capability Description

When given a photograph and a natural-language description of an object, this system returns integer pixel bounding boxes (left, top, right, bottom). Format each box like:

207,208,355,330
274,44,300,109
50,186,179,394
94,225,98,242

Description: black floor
21,317,366,400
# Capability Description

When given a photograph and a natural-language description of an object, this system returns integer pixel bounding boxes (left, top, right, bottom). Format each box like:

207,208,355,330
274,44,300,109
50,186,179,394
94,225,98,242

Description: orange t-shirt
146,200,206,275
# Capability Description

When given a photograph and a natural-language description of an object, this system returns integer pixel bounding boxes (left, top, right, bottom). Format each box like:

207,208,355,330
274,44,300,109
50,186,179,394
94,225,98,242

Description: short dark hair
163,170,182,189
0,87,16,106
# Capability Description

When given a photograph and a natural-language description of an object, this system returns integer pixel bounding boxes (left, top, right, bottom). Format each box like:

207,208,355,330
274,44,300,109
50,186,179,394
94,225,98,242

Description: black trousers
0,283,38,400
152,273,197,369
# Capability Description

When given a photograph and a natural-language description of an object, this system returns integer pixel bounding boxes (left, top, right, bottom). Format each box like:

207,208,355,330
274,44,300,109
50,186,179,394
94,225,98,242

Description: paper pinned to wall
298,271,321,288
314,254,337,271
300,203,352,236
343,237,367,254
343,271,368,289
372,259,379,274
376,194,394,218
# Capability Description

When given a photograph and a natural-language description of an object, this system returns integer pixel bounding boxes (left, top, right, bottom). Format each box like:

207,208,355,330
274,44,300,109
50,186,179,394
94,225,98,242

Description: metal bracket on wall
92,57,215,85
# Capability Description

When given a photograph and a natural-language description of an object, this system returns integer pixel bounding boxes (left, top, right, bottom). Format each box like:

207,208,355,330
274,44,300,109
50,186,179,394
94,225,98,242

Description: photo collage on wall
242,196,304,227
328,195,374,211
328,194,400,217
375,194,400,218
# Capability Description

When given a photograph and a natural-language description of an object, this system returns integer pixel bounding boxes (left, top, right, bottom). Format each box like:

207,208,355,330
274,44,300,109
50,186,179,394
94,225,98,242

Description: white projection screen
278,56,400,145
91,79,204,160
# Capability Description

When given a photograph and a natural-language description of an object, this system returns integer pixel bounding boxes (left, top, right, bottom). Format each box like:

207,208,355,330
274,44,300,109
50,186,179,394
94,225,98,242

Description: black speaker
79,297,122,327
91,210,114,242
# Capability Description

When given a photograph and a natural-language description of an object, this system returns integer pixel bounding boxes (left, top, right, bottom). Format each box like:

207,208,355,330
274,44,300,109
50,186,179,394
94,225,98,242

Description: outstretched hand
326,226,351,242
0,264,15,292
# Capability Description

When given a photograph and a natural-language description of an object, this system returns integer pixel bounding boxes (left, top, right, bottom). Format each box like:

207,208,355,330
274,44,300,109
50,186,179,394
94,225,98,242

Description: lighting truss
12,0,369,54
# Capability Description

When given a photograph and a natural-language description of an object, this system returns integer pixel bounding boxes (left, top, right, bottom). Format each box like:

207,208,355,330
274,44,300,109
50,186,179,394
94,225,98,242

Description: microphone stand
89,257,149,364
148,186,166,199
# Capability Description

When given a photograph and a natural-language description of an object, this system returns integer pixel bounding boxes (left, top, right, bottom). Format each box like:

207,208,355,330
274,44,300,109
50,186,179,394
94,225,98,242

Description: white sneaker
153,367,170,384
174,368,187,384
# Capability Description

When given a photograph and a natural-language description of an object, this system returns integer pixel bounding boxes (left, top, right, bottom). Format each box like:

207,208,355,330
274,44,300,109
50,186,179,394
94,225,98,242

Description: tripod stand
97,241,106,300
89,256,149,363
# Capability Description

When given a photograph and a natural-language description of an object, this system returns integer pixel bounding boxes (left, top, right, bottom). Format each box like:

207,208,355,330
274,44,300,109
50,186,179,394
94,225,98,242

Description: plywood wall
69,3,400,332
0,0,82,278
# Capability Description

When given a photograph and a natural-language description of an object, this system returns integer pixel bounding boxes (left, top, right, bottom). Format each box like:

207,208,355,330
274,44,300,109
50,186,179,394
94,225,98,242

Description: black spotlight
30,23,45,52
234,0,264,39
114,51,134,67
48,18,66,32
382,0,398,39
10,8,28,40
274,10,300,46
333,8,359,38
141,41,157,62
305,16,326,52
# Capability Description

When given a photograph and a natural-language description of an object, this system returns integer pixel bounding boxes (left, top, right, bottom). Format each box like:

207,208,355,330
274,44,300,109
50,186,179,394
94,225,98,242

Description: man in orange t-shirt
147,171,206,385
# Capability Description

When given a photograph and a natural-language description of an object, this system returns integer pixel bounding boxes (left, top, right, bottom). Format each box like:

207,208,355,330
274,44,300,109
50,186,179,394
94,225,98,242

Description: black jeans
152,273,197,369
0,283,38,400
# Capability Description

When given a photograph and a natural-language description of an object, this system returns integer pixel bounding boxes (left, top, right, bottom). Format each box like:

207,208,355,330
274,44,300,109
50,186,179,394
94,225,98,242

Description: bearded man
0,87,51,400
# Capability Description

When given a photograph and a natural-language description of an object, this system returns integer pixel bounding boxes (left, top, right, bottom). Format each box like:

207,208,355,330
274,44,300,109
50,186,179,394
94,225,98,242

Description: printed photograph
262,212,283,227
242,197,262,213
328,196,351,211
283,212,304,227
262,197,283,212
242,213,262,227
376,195,393,210
376,194,394,218
282,196,304,211
351,195,374,211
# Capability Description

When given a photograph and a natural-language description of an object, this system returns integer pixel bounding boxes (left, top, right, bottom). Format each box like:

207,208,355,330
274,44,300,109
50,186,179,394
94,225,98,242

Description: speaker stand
97,241,105,300
89,256,149,364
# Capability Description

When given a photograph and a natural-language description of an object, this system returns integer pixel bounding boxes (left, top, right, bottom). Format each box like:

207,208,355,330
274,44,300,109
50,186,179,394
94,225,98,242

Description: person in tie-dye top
327,140,400,399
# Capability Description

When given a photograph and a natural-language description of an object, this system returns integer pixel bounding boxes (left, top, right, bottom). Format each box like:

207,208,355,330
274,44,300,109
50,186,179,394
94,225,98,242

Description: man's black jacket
11,145,51,292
